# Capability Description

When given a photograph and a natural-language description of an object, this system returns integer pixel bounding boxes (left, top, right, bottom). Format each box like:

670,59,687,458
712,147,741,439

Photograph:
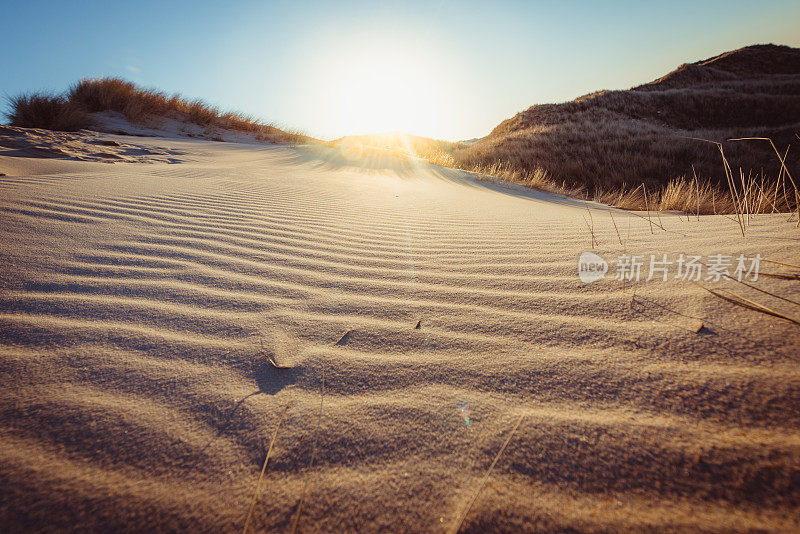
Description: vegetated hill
5,78,310,145
453,44,800,190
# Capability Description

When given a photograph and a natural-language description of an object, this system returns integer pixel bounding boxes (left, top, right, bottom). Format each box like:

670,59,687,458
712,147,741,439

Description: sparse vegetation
7,78,309,144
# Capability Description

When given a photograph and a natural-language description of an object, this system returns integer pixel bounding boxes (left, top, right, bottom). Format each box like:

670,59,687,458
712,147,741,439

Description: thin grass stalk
449,415,525,534
243,403,290,534
642,183,654,234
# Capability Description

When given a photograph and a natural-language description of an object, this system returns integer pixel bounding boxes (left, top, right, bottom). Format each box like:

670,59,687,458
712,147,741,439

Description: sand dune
1,134,799,532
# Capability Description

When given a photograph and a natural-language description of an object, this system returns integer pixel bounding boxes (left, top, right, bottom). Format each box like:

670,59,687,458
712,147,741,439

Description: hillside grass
331,132,798,217
6,77,309,144
425,140,798,217
423,44,800,216
460,44,800,191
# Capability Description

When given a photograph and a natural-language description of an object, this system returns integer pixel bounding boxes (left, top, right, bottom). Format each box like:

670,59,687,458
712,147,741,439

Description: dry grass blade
703,287,800,326
267,355,292,370
764,258,800,270
626,209,672,233
729,137,798,189
714,271,800,307
583,206,598,248
686,137,748,234
729,137,800,225
695,256,800,306
260,339,293,369
692,166,700,221
607,207,623,246
642,183,654,234
289,353,326,534
449,414,525,534
761,272,800,281
243,403,291,534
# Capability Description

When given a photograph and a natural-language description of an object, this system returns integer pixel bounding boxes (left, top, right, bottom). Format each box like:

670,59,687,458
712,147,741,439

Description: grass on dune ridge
6,77,309,144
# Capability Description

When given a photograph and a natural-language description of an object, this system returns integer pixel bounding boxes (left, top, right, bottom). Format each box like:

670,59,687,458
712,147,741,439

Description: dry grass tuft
7,92,92,132
418,140,798,217
657,177,724,214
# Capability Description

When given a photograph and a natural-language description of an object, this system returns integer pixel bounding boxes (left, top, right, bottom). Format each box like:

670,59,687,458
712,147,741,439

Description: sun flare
314,39,449,138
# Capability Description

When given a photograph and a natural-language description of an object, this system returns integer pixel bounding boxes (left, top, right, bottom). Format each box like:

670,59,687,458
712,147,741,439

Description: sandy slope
0,134,799,533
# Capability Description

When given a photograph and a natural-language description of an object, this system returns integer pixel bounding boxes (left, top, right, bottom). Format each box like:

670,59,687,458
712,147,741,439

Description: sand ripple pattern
1,144,799,532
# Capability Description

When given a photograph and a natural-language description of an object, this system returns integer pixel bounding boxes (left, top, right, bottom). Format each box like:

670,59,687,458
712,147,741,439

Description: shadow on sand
197,353,299,455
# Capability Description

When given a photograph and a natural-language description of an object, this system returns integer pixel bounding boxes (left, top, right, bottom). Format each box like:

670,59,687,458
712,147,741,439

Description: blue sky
1,0,799,140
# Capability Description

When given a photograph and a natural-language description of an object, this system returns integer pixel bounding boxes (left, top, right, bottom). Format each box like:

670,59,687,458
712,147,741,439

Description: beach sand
1,132,799,532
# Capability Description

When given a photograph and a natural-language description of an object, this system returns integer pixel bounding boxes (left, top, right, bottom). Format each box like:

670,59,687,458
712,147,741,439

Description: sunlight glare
314,38,449,139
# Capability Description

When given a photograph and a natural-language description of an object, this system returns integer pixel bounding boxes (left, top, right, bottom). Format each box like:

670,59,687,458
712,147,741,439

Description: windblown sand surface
0,125,187,164
1,133,799,532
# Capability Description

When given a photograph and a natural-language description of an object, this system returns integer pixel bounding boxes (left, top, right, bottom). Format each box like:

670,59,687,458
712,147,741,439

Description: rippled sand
1,135,799,532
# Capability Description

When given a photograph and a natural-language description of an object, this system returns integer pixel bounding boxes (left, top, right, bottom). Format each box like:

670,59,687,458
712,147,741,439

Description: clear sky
1,0,799,141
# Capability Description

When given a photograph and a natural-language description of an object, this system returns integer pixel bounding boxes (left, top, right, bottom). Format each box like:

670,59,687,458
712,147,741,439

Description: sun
311,38,450,139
